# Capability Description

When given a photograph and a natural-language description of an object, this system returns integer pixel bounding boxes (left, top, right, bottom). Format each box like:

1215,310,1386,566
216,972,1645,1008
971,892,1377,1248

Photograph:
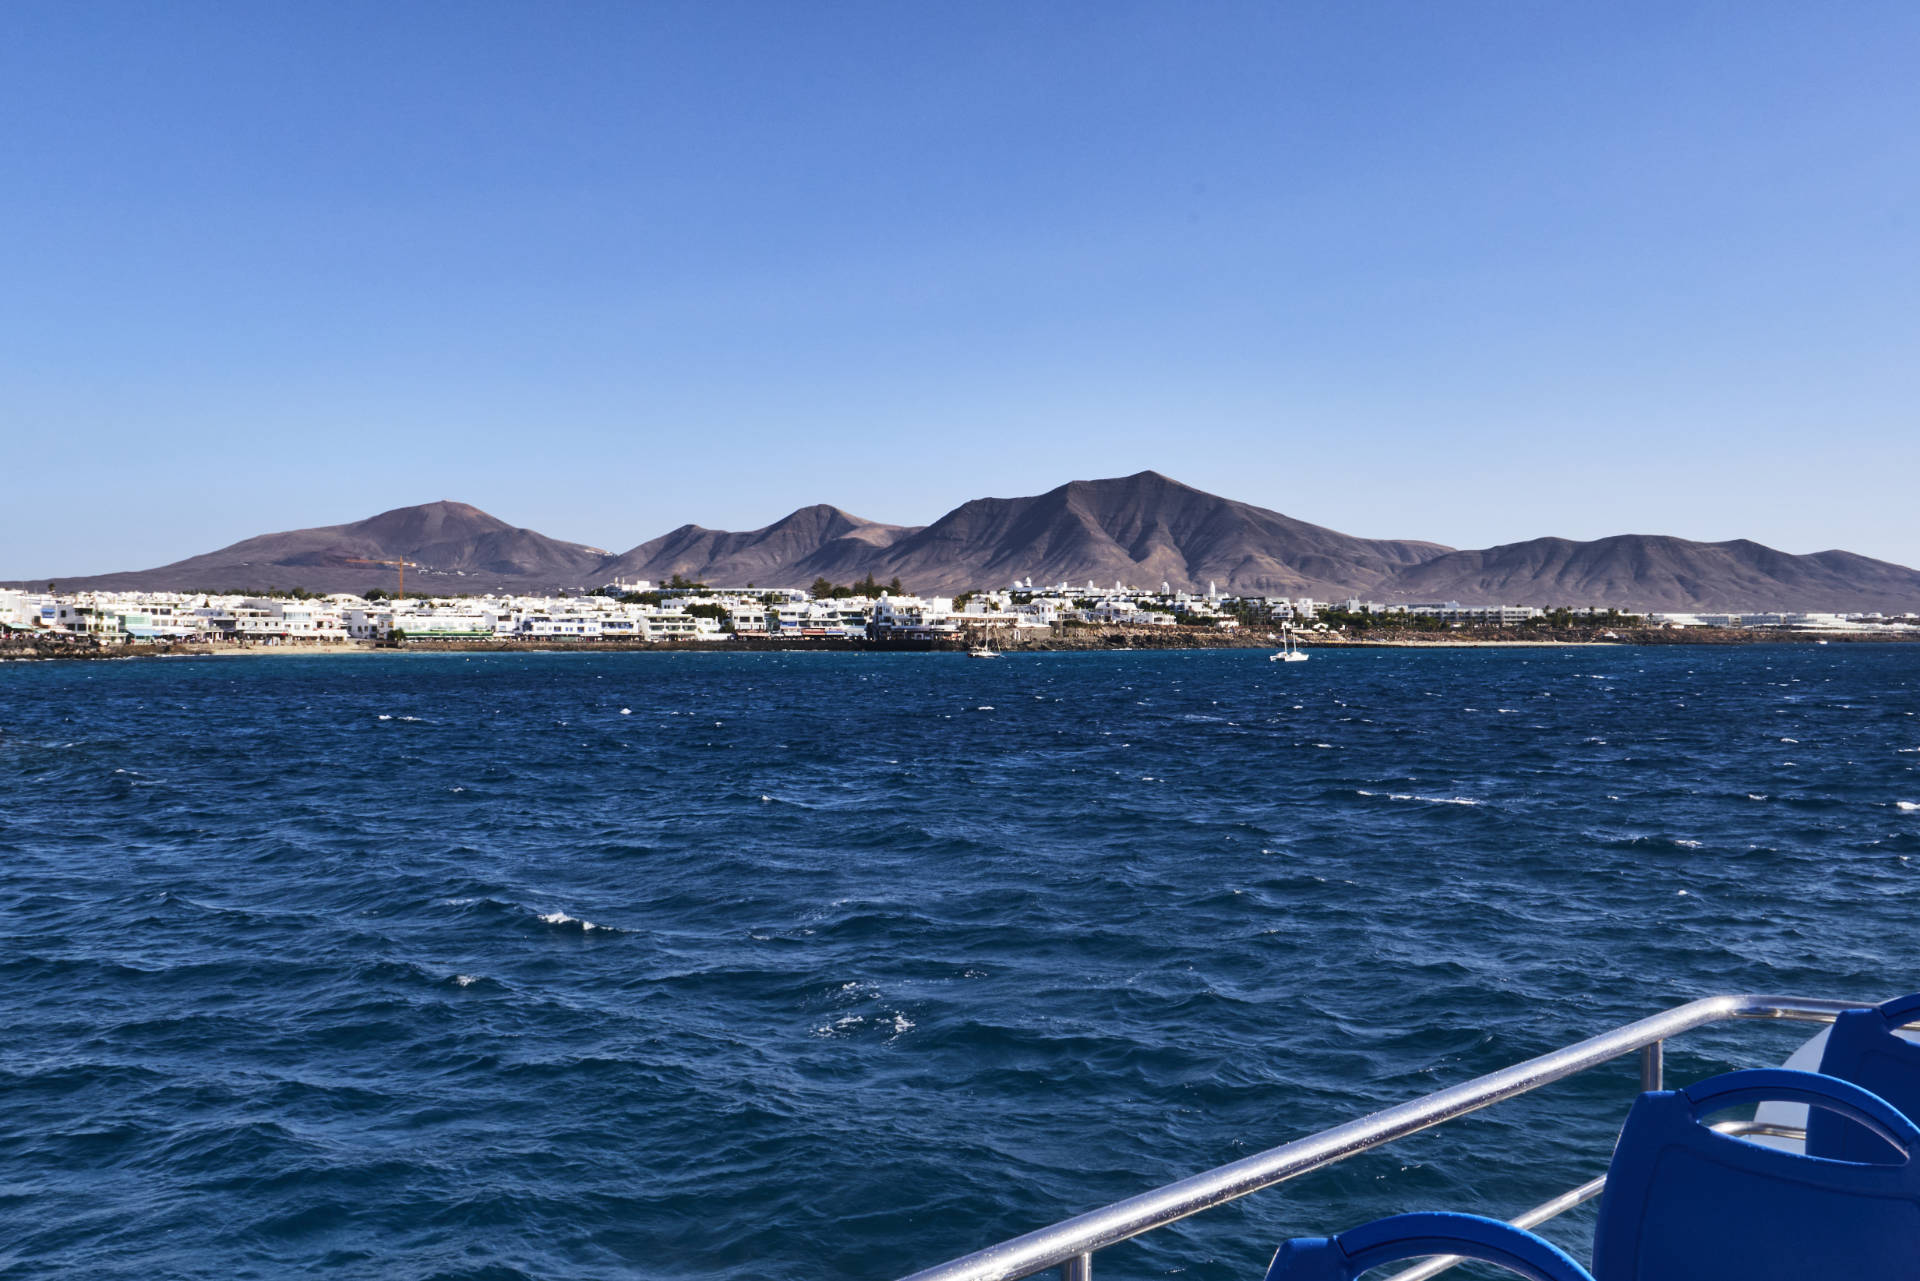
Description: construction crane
345,558,417,600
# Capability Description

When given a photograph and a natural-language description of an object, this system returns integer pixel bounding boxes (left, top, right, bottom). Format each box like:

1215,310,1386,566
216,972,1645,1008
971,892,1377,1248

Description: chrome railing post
1059,1253,1091,1281
1639,1039,1664,1092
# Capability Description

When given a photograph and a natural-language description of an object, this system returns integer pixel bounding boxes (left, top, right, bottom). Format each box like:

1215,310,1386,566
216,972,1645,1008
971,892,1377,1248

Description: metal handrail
892,993,1866,1281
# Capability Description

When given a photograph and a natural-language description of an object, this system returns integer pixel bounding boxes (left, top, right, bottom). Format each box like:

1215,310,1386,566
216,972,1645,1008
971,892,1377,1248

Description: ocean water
3,646,1919,1280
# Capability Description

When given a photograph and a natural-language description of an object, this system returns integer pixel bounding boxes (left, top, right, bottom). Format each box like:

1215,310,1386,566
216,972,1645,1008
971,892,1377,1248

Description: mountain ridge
1386,533,1920,613
10,474,1920,612
592,504,923,588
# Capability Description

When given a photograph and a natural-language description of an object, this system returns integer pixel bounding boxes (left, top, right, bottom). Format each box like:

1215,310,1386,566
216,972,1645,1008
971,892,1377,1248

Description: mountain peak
354,498,498,524
1061,469,1187,494
592,503,919,586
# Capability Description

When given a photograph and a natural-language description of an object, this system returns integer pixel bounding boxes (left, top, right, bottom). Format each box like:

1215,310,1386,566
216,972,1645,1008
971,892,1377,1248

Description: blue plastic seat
1809,992,1920,1164
1590,1067,1920,1280
1265,1069,1920,1280
1264,1210,1594,1281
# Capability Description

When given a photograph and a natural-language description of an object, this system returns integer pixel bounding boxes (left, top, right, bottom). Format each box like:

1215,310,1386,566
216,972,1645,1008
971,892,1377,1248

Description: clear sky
4,1,1917,576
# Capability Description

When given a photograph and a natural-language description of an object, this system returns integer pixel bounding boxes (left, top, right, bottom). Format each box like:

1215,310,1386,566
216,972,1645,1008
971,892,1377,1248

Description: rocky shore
5,624,1917,664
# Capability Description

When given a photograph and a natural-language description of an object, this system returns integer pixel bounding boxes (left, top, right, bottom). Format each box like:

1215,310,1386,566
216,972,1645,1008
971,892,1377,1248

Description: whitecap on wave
812,1010,915,1040
1358,789,1483,807
815,1012,866,1036
538,909,621,932
443,896,627,933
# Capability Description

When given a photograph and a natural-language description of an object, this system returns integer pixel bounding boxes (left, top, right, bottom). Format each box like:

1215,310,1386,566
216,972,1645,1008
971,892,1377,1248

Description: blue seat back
1265,1211,1593,1281
1810,993,1920,1163
1591,1068,1920,1281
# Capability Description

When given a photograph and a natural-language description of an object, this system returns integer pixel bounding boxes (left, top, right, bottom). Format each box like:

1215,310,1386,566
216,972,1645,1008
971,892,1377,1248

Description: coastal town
3,579,1915,652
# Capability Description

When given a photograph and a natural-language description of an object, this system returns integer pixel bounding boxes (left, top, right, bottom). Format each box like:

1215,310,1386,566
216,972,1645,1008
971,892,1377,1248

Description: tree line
810,574,906,599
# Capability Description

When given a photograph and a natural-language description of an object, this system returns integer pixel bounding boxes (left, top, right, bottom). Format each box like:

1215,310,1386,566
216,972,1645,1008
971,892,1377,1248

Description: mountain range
13,472,1920,612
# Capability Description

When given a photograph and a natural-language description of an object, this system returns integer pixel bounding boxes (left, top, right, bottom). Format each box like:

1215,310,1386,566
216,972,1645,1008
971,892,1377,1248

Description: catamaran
1270,629,1308,662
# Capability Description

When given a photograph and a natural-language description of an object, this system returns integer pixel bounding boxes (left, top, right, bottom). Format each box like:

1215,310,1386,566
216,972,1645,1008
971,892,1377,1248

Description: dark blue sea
4,646,1919,1280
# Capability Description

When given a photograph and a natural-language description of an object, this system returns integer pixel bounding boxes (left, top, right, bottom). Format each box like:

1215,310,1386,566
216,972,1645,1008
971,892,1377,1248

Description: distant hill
592,504,920,588
1384,535,1920,613
591,472,1447,596
11,475,1920,612
13,501,608,596
856,471,1451,595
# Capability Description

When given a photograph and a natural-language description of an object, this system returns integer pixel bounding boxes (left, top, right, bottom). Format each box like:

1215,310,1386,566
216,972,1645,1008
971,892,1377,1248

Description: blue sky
4,2,1917,575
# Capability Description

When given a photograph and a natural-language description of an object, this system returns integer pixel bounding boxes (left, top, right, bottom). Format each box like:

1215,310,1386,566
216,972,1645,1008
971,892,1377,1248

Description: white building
0,590,54,633
870,594,959,636
388,605,496,639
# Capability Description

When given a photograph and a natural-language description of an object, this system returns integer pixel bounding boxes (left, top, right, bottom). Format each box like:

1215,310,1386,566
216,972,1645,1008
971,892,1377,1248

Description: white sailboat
1269,628,1308,662
967,627,1001,659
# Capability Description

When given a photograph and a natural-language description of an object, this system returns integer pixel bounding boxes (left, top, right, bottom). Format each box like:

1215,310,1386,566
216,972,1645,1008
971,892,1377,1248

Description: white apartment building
388,606,496,639
516,612,603,639
243,599,351,641
1081,600,1173,626
761,598,870,637
0,590,55,632
870,594,959,636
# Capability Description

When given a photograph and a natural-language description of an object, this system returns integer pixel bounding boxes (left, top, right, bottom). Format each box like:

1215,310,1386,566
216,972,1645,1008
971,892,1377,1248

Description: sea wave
536,909,625,933
6,645,1920,1280
1357,789,1484,806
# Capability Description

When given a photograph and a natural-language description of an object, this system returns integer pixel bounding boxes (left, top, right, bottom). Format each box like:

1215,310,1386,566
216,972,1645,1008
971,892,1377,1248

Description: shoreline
4,625,1918,664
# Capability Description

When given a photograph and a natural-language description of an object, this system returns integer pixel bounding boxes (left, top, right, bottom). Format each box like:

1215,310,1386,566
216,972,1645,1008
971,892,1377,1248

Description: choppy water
3,646,1919,1280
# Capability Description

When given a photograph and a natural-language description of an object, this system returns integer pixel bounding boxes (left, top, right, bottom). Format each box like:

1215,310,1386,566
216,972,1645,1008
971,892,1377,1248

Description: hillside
15,501,608,596
1384,535,1920,613
592,504,919,587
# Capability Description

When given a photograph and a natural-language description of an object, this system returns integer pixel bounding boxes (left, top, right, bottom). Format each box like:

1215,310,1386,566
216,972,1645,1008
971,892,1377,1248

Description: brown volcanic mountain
1383,535,1920,612
861,471,1450,595
588,472,1447,595
593,504,920,587
13,475,1920,611
17,501,608,595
